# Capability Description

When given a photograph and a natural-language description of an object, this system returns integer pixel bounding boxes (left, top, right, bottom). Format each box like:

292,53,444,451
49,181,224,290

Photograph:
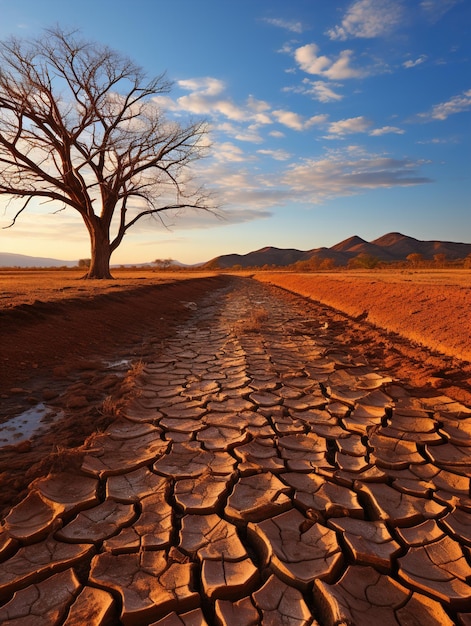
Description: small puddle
0,403,63,447
1,358,133,448
106,358,131,370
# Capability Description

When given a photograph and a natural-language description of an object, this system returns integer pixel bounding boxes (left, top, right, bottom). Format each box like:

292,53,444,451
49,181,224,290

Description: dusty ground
255,270,471,401
0,269,224,517
255,270,471,362
1,268,470,518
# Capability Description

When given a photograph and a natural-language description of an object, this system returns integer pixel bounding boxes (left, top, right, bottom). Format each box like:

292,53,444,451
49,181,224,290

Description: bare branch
0,26,215,277
2,195,33,228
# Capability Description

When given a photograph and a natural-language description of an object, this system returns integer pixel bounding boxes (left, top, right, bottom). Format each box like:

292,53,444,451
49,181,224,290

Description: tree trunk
84,223,114,279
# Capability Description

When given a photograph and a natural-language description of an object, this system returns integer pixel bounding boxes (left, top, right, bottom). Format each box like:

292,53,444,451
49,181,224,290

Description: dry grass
28,444,89,476
238,306,270,333
0,268,216,310
128,359,145,378
100,395,121,418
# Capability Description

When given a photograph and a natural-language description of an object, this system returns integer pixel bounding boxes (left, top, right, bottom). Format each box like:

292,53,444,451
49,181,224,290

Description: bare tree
0,27,212,278
154,258,174,270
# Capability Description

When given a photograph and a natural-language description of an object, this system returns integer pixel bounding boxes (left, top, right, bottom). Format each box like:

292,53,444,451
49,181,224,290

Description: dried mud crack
1,275,470,625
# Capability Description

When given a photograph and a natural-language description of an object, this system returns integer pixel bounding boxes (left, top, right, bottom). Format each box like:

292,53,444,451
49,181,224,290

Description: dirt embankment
255,271,471,363
254,270,471,409
0,271,219,393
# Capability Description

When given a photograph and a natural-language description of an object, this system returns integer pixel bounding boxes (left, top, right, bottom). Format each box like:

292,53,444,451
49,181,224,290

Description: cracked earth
1,277,470,625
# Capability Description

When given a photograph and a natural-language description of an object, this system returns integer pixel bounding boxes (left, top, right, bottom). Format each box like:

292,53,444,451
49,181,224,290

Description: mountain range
1,232,470,269
203,232,471,269
0,252,77,268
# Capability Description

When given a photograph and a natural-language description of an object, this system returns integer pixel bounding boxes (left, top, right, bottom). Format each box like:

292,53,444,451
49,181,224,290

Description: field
1,268,471,621
0,268,215,308
255,269,471,362
1,267,470,517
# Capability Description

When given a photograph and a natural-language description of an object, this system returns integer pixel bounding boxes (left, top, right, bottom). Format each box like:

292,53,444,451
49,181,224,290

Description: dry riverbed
0,273,470,624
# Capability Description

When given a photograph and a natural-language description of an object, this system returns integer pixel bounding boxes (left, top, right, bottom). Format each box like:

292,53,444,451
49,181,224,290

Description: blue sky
0,0,470,264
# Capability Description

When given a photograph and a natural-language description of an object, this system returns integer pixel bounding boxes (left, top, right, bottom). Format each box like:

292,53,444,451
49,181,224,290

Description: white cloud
403,55,427,69
213,142,246,162
203,161,285,210
257,149,292,161
246,96,272,124
307,81,344,102
295,44,331,74
215,122,262,143
273,109,328,131
281,154,432,201
203,147,431,213
419,89,471,120
152,78,280,146
295,44,365,79
172,78,274,125
278,43,295,55
285,79,344,102
214,100,250,121
177,77,225,97
420,0,462,22
234,125,264,143
246,95,270,113
262,17,305,33
326,50,365,80
220,207,273,224
326,116,372,137
369,126,405,136
155,76,332,143
416,136,459,144
327,0,404,40
169,78,340,141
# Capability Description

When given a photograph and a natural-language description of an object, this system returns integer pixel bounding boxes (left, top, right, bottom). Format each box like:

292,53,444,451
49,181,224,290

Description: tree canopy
0,27,212,278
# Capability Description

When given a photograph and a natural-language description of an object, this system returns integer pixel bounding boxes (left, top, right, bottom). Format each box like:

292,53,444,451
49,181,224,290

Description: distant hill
206,247,307,269
0,252,77,268
0,252,198,269
3,232,470,269
203,232,471,269
370,232,471,259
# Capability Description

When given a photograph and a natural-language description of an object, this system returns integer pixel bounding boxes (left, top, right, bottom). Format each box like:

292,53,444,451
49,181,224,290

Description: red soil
1,269,470,518
0,271,226,517
255,270,471,403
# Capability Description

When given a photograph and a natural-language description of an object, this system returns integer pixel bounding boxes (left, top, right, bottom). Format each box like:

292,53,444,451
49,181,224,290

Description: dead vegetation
238,307,270,333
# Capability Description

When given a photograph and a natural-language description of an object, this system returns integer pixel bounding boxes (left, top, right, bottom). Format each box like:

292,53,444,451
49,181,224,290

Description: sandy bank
254,271,471,363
